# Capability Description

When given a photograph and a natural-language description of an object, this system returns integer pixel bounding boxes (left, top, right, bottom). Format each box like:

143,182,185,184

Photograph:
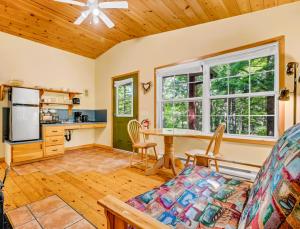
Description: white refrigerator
9,87,40,142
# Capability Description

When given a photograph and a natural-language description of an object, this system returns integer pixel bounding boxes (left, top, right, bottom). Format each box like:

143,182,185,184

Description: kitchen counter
41,122,107,130
41,121,106,126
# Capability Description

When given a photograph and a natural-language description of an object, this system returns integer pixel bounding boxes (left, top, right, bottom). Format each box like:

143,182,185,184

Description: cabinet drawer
44,126,64,137
45,145,64,157
45,136,64,146
12,143,43,163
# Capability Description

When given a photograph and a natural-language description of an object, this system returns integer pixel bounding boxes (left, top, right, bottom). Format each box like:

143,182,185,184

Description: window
161,73,203,131
115,78,133,117
156,43,279,139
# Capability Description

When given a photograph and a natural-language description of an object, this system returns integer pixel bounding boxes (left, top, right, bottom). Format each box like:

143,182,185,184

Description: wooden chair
127,120,158,170
185,123,226,172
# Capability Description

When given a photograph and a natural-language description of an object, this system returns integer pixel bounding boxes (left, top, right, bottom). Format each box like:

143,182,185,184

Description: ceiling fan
54,0,128,28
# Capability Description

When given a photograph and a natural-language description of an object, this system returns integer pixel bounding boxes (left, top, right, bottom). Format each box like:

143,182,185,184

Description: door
113,73,138,151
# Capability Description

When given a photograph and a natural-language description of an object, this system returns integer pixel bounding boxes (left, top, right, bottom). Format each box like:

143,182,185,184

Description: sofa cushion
238,123,300,229
127,165,251,228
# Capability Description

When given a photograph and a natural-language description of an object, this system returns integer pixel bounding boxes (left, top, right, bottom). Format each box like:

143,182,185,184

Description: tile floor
12,147,132,176
6,195,95,229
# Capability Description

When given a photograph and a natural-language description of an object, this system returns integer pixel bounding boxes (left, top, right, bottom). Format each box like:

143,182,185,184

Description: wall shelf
40,102,77,106
1,84,82,115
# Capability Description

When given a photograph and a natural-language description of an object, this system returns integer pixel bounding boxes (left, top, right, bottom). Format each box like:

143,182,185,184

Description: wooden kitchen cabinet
45,136,64,147
12,142,43,163
44,145,64,157
43,126,65,157
44,126,65,137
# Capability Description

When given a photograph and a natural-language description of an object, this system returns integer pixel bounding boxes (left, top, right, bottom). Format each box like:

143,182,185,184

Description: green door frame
112,71,139,151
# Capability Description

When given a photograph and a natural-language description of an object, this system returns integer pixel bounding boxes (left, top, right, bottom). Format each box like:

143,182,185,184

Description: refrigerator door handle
12,103,39,107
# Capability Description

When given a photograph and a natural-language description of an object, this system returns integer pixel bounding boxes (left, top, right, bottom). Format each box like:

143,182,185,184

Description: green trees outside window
159,49,277,138
209,55,275,136
162,73,203,131
117,82,133,116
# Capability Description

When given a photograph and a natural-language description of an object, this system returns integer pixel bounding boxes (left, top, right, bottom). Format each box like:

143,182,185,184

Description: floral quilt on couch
127,123,300,228
127,165,251,228
238,123,300,228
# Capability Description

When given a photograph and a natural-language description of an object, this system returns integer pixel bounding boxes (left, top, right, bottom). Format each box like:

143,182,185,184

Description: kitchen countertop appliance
9,87,40,142
81,115,88,122
74,112,82,123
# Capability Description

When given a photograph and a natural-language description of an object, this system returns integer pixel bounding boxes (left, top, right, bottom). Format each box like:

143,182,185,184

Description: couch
99,123,300,228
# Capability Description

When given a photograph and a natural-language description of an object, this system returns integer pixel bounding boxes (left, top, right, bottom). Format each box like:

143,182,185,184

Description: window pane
175,74,188,84
211,99,227,116
188,101,202,116
188,115,202,131
163,112,173,128
174,102,188,115
117,83,132,116
228,116,249,135
124,99,132,114
229,76,249,94
118,99,124,114
174,115,188,129
189,73,203,82
228,97,249,115
250,116,274,136
189,82,203,97
250,96,275,115
229,60,249,76
251,71,274,92
250,55,275,73
210,64,230,79
163,102,173,115
188,101,202,131
162,76,174,100
210,78,228,95
174,83,188,99
210,116,227,132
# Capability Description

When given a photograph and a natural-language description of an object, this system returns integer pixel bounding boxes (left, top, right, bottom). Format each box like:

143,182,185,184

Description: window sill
187,134,277,146
221,135,276,146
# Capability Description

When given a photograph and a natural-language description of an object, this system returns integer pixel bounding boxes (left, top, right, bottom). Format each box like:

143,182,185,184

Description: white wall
0,31,96,155
95,2,300,167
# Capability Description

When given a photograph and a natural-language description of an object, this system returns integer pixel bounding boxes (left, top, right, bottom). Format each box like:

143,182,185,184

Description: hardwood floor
2,147,173,228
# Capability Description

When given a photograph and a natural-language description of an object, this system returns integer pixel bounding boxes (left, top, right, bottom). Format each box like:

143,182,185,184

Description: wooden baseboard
65,143,114,151
93,144,113,150
65,144,95,151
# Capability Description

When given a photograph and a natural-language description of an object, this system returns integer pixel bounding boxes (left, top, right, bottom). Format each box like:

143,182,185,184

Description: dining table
141,128,211,176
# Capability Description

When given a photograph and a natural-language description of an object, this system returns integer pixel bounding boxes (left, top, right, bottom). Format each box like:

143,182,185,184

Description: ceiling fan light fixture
55,0,127,28
93,15,100,24
92,8,100,16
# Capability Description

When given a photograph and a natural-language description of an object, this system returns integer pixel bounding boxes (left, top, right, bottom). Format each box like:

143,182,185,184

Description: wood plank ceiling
0,0,296,59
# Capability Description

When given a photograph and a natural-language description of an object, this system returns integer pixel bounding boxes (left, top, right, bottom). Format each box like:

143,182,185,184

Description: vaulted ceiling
0,0,296,59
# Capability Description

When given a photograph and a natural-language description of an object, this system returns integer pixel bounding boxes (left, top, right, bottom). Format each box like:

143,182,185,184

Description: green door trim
112,71,139,151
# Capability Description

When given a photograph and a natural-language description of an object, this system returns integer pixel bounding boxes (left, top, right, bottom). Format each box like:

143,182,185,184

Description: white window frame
115,78,134,117
156,42,280,140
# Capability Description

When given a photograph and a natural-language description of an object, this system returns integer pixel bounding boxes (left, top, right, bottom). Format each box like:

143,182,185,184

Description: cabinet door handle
52,149,58,152
52,130,58,133
53,140,58,142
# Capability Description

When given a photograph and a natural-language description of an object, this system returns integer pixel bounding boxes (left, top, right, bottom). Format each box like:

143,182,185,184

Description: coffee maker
74,112,82,123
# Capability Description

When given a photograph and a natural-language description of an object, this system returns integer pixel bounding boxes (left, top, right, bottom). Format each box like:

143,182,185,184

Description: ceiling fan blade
55,0,86,7
99,1,128,9
74,9,91,25
98,11,115,28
